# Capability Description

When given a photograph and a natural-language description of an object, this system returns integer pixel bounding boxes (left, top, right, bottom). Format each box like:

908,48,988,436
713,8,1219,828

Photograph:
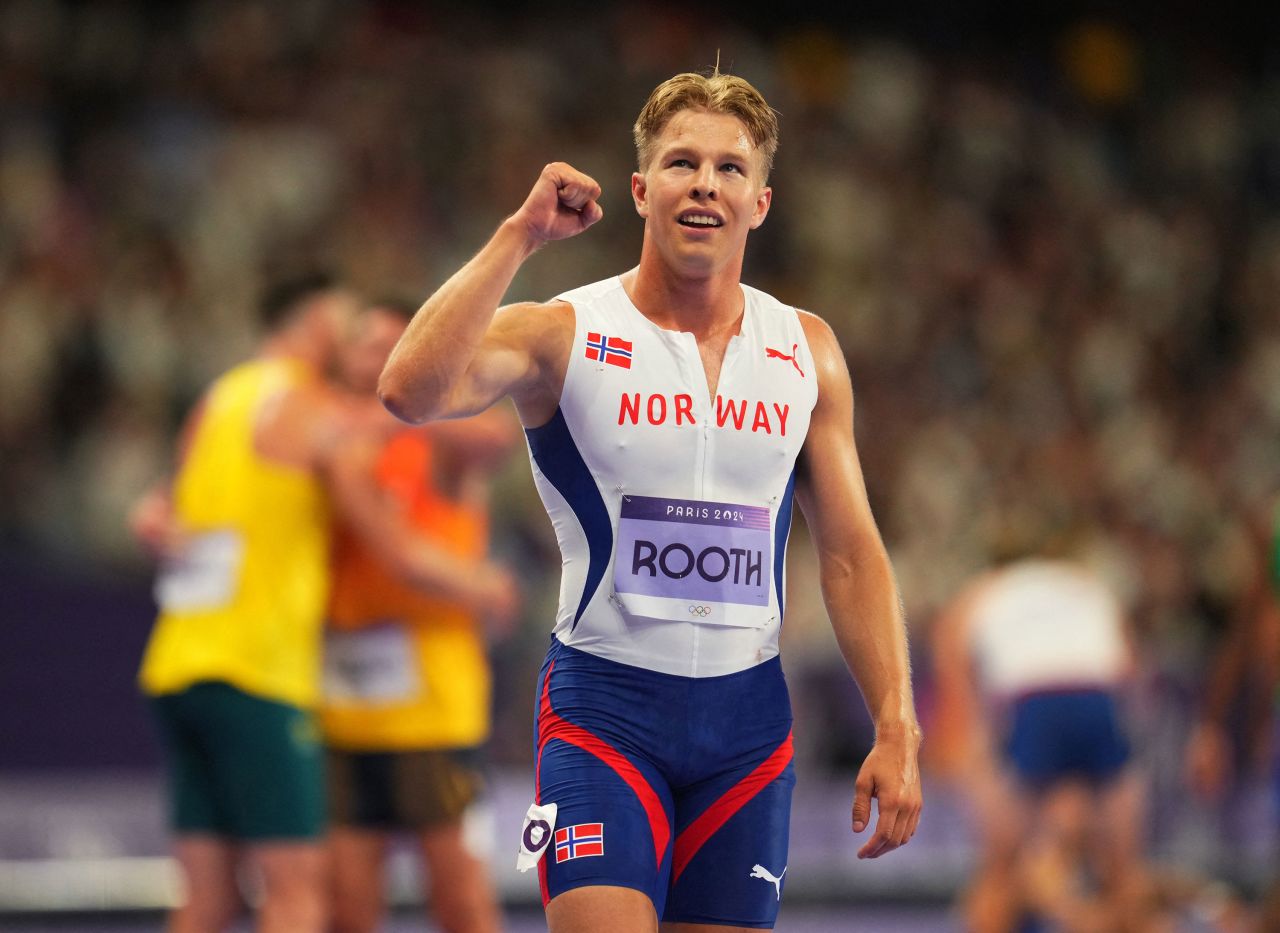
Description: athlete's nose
690,164,718,200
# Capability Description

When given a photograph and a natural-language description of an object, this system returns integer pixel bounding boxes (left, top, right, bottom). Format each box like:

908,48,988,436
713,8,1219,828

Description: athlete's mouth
678,211,723,228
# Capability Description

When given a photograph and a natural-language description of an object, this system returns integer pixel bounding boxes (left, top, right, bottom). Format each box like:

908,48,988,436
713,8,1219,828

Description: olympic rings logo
688,605,712,617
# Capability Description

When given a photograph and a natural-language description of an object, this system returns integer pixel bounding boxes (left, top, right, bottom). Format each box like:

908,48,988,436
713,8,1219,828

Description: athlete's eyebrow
660,145,753,171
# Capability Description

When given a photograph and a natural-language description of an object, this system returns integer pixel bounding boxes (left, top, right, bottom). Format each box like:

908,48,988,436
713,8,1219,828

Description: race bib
154,530,244,612
323,623,419,703
613,495,772,627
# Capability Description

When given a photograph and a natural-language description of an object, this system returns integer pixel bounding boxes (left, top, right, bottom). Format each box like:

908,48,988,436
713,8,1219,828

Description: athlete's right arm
927,578,993,781
258,386,518,619
321,431,519,624
128,391,211,557
127,483,178,557
379,162,602,424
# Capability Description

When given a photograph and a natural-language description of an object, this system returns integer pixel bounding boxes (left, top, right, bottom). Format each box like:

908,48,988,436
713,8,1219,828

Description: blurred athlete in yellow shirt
320,300,520,933
131,278,514,933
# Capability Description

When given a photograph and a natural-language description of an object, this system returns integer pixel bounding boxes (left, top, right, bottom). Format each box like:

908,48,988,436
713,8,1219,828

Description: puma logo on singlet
749,863,786,900
765,344,804,378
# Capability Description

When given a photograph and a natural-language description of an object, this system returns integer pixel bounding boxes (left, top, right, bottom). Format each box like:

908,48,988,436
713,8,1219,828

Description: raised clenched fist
511,162,604,245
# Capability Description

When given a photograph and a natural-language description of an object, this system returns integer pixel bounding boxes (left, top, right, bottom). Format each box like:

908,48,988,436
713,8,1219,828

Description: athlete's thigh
664,655,795,928
396,747,485,827
1004,693,1067,787
531,641,682,914
171,834,242,924
663,758,795,929
247,838,327,900
537,733,675,914
328,826,388,931
150,691,225,834
201,683,325,840
547,884,658,933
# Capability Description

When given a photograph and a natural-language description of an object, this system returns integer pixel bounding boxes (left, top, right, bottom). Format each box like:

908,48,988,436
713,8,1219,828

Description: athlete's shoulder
792,307,833,335
788,309,846,383
738,284,829,340
206,356,272,394
739,282,800,319
554,275,624,306
491,297,575,346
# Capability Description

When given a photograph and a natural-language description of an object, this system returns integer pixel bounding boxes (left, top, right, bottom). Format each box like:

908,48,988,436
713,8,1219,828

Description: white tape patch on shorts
515,801,558,873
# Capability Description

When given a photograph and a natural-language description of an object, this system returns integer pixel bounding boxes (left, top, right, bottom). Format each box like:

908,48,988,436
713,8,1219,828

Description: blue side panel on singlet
526,408,613,629
772,469,796,625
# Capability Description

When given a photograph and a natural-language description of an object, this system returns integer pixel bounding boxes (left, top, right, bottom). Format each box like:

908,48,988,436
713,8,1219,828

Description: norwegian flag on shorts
585,332,633,369
555,822,605,862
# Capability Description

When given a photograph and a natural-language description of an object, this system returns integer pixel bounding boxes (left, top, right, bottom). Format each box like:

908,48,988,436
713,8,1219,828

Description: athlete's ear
749,186,772,230
631,172,649,219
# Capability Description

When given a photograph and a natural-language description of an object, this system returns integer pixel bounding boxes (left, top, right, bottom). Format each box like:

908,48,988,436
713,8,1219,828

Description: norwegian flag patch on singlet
585,332,633,369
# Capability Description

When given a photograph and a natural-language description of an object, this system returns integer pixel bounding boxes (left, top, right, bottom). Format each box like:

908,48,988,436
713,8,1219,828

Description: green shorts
326,746,483,831
150,681,324,840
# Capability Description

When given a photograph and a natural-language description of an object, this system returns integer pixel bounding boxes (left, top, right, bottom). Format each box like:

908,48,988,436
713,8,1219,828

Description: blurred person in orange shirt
319,299,520,933
129,278,514,933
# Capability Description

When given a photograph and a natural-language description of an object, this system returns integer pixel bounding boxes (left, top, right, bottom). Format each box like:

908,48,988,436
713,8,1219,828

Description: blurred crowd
2,0,1278,863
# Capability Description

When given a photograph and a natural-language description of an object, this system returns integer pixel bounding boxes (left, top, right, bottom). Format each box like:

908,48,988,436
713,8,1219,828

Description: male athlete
321,300,519,933
1185,506,1280,929
931,555,1149,931
379,71,922,932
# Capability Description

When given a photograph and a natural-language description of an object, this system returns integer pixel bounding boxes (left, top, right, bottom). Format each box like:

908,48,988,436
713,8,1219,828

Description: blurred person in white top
931,549,1151,932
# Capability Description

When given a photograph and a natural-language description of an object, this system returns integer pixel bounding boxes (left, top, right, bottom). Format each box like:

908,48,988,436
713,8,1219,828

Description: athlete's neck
622,256,745,339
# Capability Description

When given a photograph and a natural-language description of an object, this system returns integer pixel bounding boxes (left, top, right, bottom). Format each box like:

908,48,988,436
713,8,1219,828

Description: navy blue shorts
532,638,794,928
1004,688,1130,790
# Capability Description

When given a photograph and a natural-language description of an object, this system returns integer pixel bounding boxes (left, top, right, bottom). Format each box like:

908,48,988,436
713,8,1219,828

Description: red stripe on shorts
671,731,794,883
536,658,671,872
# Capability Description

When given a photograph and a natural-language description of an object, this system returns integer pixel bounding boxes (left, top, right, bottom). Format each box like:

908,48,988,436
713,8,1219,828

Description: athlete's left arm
127,483,178,558
793,312,923,859
424,402,522,474
128,391,210,558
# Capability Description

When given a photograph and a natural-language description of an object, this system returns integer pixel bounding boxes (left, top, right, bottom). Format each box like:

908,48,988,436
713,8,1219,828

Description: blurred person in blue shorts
932,551,1154,931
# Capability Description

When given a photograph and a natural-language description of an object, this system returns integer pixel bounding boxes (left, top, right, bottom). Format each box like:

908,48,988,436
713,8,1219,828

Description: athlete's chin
664,245,737,278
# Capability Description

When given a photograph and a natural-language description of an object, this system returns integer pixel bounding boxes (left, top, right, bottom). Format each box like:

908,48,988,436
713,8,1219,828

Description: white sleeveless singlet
968,560,1129,698
524,276,819,677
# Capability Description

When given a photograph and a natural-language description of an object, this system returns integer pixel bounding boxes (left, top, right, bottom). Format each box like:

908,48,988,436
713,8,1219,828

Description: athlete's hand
851,728,923,859
1184,719,1232,800
128,485,187,558
511,162,604,245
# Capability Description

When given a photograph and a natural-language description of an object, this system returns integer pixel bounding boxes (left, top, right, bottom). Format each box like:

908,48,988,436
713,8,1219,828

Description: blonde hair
633,70,780,181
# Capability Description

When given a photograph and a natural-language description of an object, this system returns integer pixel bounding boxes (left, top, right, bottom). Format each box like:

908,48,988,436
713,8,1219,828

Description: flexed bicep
434,300,574,426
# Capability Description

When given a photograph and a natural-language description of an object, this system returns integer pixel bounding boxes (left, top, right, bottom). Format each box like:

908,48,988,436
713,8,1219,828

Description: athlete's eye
722,163,743,174
670,158,693,169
